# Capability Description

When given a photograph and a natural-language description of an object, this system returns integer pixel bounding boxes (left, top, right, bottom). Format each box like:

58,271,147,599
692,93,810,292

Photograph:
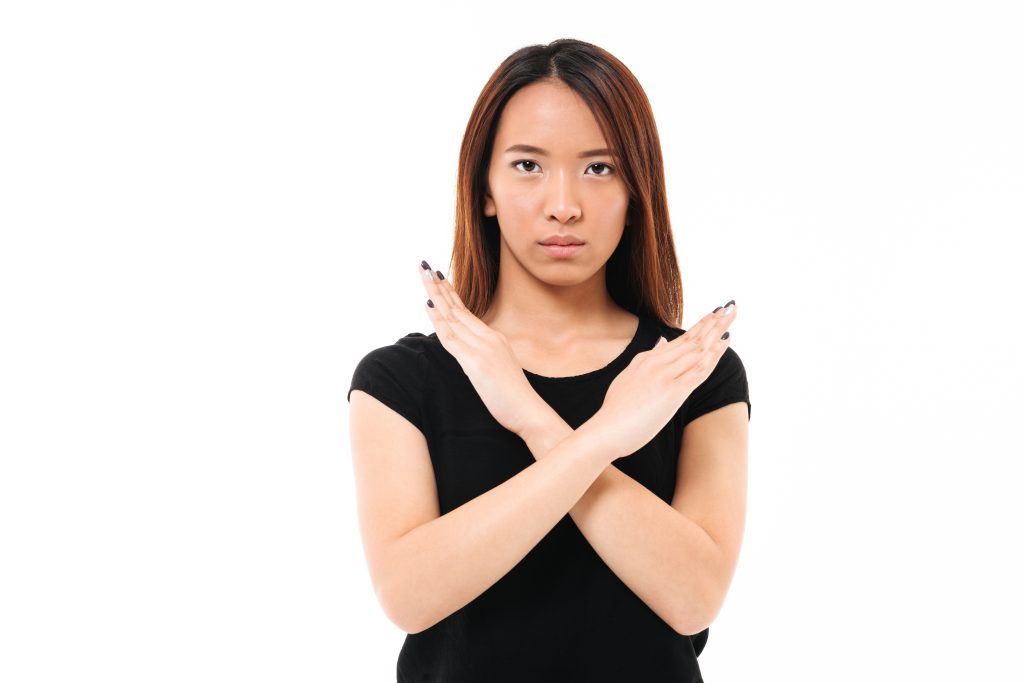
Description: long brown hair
448,38,685,329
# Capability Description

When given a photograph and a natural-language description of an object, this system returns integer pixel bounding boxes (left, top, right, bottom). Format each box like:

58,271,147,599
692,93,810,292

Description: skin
347,77,748,637
478,78,638,371
418,264,743,635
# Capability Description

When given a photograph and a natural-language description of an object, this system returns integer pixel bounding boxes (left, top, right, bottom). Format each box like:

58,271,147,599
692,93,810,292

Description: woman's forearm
379,421,614,634
518,409,724,635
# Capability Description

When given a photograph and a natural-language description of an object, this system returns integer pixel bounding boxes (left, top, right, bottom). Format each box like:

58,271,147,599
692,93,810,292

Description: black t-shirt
348,313,751,682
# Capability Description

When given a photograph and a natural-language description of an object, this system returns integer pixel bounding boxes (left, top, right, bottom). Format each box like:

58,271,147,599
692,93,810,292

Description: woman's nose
545,171,582,220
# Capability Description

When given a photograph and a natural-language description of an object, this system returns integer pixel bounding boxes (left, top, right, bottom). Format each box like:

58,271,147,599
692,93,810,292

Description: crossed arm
517,401,749,636
356,393,748,636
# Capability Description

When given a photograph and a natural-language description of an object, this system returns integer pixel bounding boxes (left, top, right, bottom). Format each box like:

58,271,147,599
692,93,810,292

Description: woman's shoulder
348,331,440,432
350,331,437,377
387,330,437,354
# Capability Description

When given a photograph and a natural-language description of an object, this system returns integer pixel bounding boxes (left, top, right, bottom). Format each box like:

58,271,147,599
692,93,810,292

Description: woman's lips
540,243,584,258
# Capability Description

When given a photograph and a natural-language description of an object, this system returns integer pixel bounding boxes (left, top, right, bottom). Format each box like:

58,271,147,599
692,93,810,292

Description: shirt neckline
523,314,650,383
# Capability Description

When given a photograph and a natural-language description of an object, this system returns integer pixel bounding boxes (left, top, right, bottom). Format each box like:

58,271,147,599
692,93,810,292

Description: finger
419,261,490,360
668,304,735,379
671,333,730,382
419,260,454,318
683,300,736,344
697,299,736,336
429,265,472,323
657,304,718,353
704,300,736,341
420,261,467,350
428,265,499,340
423,264,456,309
658,300,736,365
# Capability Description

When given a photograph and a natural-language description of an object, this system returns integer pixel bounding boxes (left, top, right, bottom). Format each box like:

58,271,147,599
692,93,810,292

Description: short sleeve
680,346,751,429
347,340,428,435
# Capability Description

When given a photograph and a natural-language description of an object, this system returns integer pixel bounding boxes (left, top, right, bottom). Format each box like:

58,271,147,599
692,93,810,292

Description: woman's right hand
417,260,550,438
587,301,738,460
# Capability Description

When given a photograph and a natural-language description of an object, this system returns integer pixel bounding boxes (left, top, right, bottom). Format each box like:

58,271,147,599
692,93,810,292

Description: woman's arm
377,419,614,634
516,407,745,636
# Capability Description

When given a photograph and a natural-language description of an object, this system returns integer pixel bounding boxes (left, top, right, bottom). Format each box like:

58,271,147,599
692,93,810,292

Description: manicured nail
713,306,722,313
421,260,431,271
436,270,445,281
721,331,730,340
426,299,434,308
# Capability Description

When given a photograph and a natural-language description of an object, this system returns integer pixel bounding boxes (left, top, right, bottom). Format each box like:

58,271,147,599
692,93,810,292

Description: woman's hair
449,38,685,328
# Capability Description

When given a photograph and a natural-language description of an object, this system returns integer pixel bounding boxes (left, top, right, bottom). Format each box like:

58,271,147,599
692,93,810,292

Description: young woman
348,38,751,682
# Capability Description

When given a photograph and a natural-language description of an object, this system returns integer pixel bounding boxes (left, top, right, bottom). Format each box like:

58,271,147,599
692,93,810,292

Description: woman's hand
588,301,738,459
418,260,546,437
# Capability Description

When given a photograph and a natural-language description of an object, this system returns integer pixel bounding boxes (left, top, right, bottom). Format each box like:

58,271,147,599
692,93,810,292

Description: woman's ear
483,192,496,217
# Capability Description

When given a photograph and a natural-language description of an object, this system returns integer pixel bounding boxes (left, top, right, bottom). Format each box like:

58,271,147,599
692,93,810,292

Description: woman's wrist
516,403,573,458
516,402,616,468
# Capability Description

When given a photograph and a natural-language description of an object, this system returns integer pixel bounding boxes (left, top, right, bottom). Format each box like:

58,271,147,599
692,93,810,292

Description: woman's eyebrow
503,143,615,159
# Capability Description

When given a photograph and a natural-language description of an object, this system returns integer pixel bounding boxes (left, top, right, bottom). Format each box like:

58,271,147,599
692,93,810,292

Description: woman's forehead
495,85,608,154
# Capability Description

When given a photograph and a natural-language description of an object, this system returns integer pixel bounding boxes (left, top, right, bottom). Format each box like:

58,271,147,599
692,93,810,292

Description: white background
2,1,1022,681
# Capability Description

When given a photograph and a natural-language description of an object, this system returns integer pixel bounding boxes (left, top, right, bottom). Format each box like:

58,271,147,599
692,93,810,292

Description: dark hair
448,38,685,328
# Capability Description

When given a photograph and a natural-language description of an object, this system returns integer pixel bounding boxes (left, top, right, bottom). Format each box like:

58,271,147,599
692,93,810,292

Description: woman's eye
513,160,615,175
513,160,539,173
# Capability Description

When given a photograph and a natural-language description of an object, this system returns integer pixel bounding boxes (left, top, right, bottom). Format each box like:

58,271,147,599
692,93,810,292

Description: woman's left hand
418,260,546,438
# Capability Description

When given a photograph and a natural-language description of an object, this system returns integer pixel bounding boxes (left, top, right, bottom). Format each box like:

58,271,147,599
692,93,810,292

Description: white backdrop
2,1,1022,681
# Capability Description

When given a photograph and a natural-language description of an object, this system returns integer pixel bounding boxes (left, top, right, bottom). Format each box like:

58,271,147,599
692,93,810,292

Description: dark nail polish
421,260,431,270
713,306,722,313
725,299,735,307
721,331,730,340
426,299,434,308
436,270,445,280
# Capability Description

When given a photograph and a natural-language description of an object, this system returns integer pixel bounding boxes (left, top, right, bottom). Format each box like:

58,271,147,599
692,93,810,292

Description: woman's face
484,79,631,286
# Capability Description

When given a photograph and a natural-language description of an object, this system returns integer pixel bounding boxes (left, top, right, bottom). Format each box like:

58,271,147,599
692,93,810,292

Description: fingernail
721,331,730,340
426,299,434,308
722,299,735,314
713,306,722,313
436,270,445,281
421,260,431,271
